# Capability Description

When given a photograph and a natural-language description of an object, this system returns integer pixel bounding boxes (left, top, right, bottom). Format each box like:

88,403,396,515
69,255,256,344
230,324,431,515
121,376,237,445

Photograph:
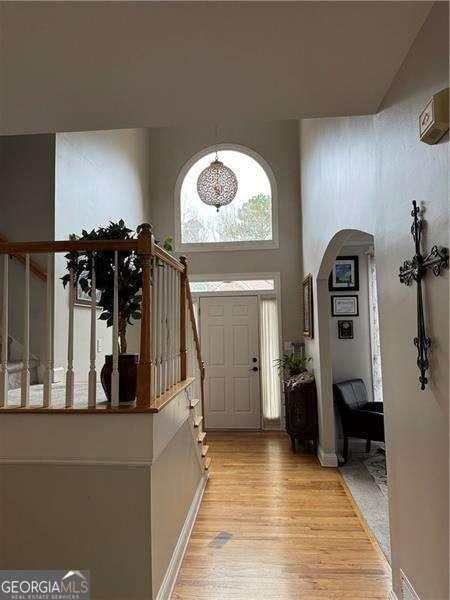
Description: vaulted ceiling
0,1,433,134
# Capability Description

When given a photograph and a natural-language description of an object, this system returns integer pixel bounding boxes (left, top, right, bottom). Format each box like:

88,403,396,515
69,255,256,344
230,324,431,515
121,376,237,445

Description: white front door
200,295,261,429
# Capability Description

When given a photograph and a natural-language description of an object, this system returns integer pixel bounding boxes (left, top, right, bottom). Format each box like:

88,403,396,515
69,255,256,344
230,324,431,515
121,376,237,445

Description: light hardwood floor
172,431,391,600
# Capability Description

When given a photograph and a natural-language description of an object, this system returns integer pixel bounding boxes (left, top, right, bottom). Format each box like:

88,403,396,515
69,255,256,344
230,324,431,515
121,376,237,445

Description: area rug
339,440,391,563
363,451,388,498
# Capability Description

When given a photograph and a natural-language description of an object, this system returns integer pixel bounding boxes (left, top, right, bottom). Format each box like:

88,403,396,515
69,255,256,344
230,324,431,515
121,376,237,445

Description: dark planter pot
101,353,138,406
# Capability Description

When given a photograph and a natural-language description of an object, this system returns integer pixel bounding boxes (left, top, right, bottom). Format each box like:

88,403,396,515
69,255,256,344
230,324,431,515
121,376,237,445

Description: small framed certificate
331,295,359,317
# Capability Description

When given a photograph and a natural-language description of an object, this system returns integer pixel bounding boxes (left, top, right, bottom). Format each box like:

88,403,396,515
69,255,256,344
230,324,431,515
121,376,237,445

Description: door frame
190,272,283,430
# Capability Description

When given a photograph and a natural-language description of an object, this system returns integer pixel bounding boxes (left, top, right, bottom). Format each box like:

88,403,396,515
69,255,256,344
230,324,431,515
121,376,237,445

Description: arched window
175,144,278,251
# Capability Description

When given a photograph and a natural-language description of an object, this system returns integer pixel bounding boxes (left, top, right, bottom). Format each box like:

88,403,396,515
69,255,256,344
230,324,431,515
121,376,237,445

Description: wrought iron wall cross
398,201,448,390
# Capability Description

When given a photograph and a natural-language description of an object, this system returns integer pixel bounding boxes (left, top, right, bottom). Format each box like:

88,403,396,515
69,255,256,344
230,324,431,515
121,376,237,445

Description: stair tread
201,445,209,457
193,415,203,428
189,398,200,409
204,457,212,470
197,431,206,443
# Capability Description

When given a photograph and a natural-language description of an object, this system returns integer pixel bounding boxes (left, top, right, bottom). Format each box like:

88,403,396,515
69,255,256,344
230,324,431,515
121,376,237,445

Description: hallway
172,432,391,599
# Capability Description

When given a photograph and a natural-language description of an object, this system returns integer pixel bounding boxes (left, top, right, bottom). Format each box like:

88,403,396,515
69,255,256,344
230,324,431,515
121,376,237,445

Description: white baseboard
156,473,208,600
389,591,398,600
317,445,338,467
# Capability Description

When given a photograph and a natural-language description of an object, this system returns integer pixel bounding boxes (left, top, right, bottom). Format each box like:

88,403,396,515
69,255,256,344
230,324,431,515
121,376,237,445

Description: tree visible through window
179,149,273,245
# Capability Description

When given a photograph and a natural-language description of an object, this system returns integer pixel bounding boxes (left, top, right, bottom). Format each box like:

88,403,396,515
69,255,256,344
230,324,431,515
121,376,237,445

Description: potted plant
274,352,312,381
62,220,142,405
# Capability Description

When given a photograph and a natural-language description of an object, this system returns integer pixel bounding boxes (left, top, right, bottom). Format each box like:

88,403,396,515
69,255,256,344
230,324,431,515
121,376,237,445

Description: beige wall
1,462,152,600
0,134,55,359
54,129,150,378
148,120,302,344
151,420,203,597
300,4,448,599
0,387,204,599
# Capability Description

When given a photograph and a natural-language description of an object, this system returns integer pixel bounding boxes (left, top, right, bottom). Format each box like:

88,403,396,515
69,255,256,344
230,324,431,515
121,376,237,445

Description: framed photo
329,255,359,291
338,320,354,339
75,271,101,307
302,274,314,339
331,295,359,317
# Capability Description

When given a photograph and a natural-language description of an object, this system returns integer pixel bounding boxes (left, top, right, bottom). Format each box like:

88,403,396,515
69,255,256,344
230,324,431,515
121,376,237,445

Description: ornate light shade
197,158,238,211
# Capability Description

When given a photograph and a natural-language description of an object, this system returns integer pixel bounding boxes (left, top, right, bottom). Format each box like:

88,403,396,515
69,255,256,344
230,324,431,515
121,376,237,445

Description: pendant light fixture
197,127,238,211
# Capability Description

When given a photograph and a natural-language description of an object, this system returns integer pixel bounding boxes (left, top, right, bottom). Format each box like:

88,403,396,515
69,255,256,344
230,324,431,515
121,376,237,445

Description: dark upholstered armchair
333,379,384,462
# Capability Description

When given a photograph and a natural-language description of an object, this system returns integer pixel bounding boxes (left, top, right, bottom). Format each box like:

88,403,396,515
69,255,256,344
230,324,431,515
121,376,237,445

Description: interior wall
0,462,152,600
300,4,448,599
148,119,302,346
0,134,55,359
151,419,203,597
54,129,150,379
330,245,373,401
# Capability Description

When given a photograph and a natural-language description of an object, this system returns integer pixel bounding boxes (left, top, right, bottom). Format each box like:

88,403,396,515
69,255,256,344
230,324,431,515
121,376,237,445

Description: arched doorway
315,228,390,561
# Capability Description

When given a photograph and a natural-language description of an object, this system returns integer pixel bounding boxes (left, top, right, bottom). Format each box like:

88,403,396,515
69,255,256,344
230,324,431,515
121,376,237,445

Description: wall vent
400,569,420,600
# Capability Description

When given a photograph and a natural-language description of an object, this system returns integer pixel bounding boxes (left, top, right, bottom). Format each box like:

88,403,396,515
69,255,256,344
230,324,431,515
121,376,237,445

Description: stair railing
0,223,205,412
0,233,47,282
183,258,206,423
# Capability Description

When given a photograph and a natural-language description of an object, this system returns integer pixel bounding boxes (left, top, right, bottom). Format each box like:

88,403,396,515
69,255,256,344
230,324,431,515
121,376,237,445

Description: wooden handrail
0,234,47,282
0,237,184,271
186,283,206,420
153,245,184,272
0,239,138,254
0,223,194,412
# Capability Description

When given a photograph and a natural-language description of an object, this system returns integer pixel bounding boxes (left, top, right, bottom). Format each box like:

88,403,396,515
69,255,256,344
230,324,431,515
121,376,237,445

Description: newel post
136,223,154,408
180,256,187,381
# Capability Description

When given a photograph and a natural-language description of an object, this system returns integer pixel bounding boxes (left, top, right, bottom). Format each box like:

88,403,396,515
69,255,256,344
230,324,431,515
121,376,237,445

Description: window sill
175,239,279,253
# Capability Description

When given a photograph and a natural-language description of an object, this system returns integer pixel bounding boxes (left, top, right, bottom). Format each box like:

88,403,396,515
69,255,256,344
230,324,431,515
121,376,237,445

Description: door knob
250,366,259,372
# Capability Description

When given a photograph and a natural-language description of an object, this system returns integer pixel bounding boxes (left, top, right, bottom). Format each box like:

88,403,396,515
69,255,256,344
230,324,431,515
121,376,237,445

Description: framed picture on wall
329,255,359,291
331,295,359,317
338,320,354,339
302,274,314,339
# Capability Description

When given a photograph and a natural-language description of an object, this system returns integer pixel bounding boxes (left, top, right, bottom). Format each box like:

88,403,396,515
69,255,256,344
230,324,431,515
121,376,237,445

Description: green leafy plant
163,236,174,252
274,353,312,379
61,220,142,354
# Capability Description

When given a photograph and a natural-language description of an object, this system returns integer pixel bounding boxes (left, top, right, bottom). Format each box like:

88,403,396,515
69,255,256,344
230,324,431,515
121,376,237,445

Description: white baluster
21,254,30,408
0,255,9,407
156,263,164,397
88,256,97,408
165,266,170,391
161,266,167,392
175,272,180,383
172,269,177,387
65,268,75,408
43,254,53,407
151,258,158,401
188,304,193,379
111,251,119,407
168,267,174,388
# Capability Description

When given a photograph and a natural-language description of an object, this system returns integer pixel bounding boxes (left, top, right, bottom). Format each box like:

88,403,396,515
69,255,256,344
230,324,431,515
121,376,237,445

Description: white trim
317,445,338,467
191,271,284,431
389,591,399,600
156,474,208,600
400,569,420,600
189,271,278,282
177,239,278,253
174,143,279,253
